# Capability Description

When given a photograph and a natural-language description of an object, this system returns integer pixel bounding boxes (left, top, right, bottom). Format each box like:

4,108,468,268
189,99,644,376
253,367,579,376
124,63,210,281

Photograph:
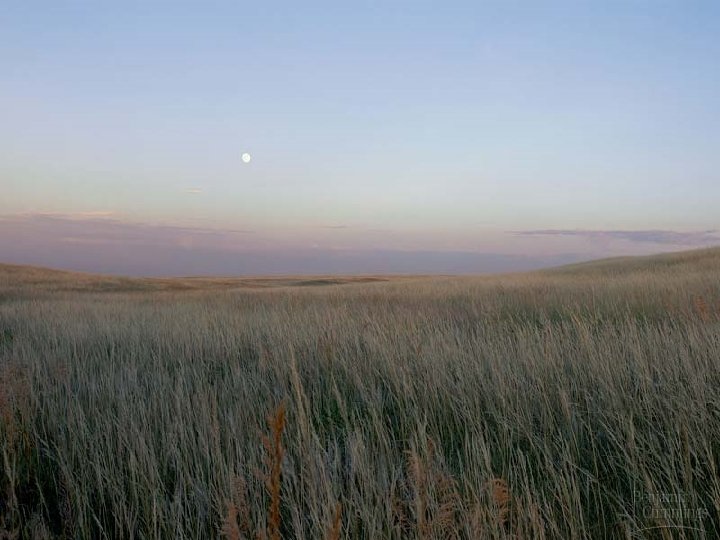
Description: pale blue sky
2,1,719,274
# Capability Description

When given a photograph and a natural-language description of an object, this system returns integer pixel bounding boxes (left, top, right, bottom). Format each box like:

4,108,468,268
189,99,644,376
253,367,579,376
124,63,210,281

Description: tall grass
1,249,720,538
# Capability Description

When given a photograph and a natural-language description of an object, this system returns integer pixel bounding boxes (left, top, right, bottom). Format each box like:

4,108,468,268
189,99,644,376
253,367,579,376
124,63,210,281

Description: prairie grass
1,248,720,538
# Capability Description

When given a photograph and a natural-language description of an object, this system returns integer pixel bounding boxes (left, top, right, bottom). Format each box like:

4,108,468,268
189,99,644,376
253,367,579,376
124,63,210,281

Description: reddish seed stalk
262,402,286,540
326,502,342,540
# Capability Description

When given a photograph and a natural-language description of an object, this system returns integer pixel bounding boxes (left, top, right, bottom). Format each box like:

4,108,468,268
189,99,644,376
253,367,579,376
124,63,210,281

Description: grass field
1,248,720,538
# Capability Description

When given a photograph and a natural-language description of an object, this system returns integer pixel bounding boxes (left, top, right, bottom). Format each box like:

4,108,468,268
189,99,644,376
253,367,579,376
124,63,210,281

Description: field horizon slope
3,245,719,290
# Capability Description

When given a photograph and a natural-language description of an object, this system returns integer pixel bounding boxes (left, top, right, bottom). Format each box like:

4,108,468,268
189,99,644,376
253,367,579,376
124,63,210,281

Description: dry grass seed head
262,402,286,540
221,503,241,540
489,478,510,528
325,502,342,540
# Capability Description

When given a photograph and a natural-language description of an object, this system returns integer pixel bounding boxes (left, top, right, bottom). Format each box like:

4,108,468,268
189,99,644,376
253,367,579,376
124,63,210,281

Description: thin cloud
60,236,107,245
183,188,203,194
320,225,350,229
0,213,255,248
73,211,116,218
16,211,116,220
513,229,720,246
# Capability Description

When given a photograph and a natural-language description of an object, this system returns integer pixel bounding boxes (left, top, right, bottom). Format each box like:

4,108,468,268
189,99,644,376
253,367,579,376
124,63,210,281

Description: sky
2,1,720,275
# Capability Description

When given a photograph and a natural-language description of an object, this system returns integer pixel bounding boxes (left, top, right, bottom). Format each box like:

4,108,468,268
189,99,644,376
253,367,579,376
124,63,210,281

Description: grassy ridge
1,249,719,538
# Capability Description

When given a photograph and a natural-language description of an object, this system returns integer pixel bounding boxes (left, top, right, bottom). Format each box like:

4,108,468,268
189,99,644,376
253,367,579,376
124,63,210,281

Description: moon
241,153,252,164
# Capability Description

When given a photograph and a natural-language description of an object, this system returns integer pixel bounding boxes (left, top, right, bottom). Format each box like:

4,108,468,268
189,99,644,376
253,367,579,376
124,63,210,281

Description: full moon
241,153,252,163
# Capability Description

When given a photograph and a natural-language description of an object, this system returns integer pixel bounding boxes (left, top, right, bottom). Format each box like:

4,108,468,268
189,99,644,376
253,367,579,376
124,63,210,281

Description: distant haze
1,213,717,276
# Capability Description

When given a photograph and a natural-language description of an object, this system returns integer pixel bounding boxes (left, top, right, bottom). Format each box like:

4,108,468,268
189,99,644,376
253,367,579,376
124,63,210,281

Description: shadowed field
1,248,720,538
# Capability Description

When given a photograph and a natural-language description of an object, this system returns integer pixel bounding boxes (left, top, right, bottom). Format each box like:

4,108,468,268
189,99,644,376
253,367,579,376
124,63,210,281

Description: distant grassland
1,248,720,539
